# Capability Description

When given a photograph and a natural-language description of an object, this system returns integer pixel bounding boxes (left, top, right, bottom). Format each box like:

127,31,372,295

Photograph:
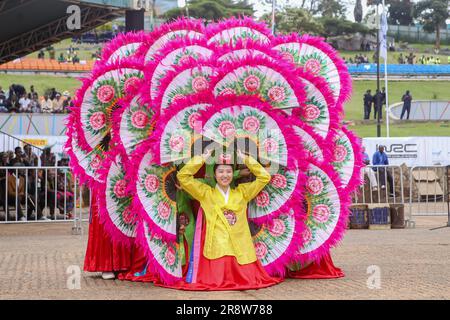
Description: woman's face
215,165,233,189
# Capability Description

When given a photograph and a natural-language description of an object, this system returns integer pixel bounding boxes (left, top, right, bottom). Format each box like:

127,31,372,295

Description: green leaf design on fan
252,214,294,265
298,52,329,78
124,102,155,151
332,137,352,172
260,80,292,109
108,172,135,229
92,78,119,107
300,96,327,126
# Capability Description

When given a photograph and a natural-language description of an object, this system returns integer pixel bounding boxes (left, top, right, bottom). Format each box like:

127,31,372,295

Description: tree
316,0,346,18
386,0,413,26
354,0,363,23
414,0,449,49
162,0,253,21
260,7,324,35
320,17,371,37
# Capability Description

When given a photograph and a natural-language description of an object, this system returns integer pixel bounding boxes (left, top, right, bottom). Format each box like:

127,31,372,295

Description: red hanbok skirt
153,210,283,291
83,193,131,272
287,252,344,279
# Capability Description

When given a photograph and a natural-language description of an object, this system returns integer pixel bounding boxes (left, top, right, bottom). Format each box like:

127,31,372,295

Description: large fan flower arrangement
65,17,363,284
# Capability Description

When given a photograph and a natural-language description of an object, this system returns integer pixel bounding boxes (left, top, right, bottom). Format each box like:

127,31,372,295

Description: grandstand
0,0,143,64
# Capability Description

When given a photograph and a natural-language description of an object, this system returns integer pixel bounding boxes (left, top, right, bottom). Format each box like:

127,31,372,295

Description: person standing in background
400,90,412,120
363,89,373,120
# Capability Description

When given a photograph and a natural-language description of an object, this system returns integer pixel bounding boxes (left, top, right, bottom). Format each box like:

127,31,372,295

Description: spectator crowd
0,84,73,113
0,145,74,221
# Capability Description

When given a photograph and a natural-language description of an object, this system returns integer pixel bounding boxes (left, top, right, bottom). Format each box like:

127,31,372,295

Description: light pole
376,1,381,138
271,0,276,35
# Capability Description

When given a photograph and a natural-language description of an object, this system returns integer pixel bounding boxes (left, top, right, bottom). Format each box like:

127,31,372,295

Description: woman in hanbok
154,149,282,290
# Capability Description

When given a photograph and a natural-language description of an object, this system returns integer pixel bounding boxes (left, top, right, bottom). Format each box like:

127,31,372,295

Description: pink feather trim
210,54,307,111
95,149,136,248
100,31,147,63
134,222,182,285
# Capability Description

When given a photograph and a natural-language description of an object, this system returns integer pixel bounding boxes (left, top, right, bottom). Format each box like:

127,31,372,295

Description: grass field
0,74,448,138
340,50,450,65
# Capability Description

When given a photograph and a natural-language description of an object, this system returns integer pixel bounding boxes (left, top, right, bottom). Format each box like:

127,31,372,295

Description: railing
0,130,44,162
354,164,450,228
0,166,90,233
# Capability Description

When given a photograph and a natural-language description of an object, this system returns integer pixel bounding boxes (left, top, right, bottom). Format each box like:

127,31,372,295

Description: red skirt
287,252,344,279
154,211,282,291
83,192,131,272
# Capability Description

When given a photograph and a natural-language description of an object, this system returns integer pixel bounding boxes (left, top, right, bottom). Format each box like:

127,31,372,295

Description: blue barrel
369,205,391,225
349,205,369,229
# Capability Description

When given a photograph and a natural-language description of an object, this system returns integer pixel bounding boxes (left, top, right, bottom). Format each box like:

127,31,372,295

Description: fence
1,130,44,162
354,164,449,227
0,166,90,233
388,24,450,45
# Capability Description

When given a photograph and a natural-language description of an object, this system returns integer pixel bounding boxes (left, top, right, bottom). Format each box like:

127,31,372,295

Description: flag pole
271,0,276,35
382,0,390,137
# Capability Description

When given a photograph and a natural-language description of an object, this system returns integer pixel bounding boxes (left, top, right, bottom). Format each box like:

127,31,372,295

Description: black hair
213,163,234,174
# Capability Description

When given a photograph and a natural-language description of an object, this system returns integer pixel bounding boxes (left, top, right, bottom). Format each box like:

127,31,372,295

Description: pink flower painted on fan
123,76,140,94
242,116,260,133
268,218,286,237
89,112,106,131
268,86,286,103
255,191,270,208
333,144,348,163
122,206,134,224
90,155,101,170
243,75,260,92
157,202,171,220
187,112,201,130
96,85,115,103
270,174,287,189
302,226,312,244
306,176,324,195
218,121,236,138
281,51,296,64
312,204,331,223
263,138,278,154
144,174,159,193
165,246,176,266
178,54,192,65
130,110,148,129
169,135,185,153
254,242,268,260
219,87,236,96
192,76,208,93
302,104,321,122
113,179,127,198
304,59,322,75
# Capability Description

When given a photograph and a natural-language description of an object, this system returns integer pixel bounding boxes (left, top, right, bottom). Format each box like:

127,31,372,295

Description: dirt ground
0,216,449,300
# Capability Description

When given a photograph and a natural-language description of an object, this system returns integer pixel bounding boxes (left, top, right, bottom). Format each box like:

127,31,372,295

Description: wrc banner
363,137,450,167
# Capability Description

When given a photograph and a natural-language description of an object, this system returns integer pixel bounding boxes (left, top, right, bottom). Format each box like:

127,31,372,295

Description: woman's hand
236,150,246,161
202,148,213,160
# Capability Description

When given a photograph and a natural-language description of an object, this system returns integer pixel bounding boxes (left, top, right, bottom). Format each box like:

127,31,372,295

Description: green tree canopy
414,0,449,48
387,0,414,26
260,7,324,35
162,0,254,21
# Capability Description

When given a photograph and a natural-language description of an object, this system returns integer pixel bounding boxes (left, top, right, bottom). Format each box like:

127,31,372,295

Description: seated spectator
12,147,25,165
56,157,74,218
23,145,38,167
58,53,66,63
18,94,31,112
40,146,56,167
41,95,53,113
52,94,64,113
0,87,8,112
39,168,57,220
6,162,36,221
362,147,378,191
30,94,41,113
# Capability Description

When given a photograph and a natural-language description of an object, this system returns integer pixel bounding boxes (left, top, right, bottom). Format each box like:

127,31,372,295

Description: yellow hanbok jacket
177,155,271,265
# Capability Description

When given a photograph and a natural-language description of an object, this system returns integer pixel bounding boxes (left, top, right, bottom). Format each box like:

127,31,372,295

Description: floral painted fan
100,31,147,64
297,160,350,263
206,16,272,45
136,17,205,62
111,94,155,157
74,60,145,152
144,37,214,101
272,34,352,113
97,151,138,247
